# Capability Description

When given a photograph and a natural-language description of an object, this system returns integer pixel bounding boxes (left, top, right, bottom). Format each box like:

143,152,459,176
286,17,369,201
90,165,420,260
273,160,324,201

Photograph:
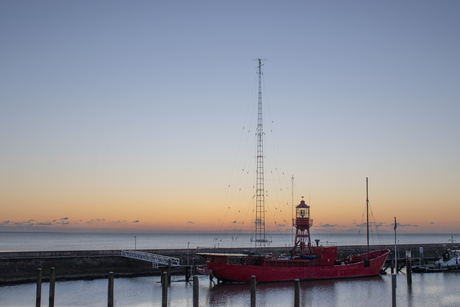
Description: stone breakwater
0,243,455,285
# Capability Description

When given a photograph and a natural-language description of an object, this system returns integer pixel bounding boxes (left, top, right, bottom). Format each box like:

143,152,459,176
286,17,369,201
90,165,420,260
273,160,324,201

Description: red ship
198,61,389,282
199,197,390,282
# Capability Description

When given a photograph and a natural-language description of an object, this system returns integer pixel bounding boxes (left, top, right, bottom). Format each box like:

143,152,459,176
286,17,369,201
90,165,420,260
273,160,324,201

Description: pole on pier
108,272,114,307
392,273,397,307
187,242,190,266
36,268,42,307
162,272,168,307
192,257,196,275
294,279,300,307
406,251,412,285
167,259,172,285
250,275,256,307
193,275,199,307
419,247,424,265
49,267,55,307
394,217,397,273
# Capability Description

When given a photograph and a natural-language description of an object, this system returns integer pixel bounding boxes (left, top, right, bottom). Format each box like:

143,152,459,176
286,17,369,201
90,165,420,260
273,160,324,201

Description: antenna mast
255,58,266,247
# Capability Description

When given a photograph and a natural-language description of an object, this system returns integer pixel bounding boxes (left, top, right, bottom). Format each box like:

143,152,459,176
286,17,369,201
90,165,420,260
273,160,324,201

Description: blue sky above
1,1,459,233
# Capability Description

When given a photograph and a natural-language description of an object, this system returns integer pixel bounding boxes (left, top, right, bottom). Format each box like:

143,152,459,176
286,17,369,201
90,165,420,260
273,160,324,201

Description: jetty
121,250,180,268
0,243,457,285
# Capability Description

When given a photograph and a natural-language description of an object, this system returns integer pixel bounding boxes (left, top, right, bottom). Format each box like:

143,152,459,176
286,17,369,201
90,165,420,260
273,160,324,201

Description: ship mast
255,58,266,247
366,177,370,266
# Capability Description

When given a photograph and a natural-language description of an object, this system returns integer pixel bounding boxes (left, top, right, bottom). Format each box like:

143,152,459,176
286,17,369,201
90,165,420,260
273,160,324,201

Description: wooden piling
162,272,168,307
108,272,114,307
49,267,55,307
185,266,190,282
251,275,256,307
167,259,172,285
294,279,300,307
391,274,397,307
36,268,42,307
193,275,199,307
406,251,412,285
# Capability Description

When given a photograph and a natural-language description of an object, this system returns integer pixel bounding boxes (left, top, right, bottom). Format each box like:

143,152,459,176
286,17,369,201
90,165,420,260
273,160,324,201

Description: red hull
200,249,390,282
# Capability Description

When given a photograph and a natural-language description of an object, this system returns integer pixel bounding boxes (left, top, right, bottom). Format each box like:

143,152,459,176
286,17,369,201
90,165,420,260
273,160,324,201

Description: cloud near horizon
1,217,142,227
393,223,418,227
354,222,385,228
320,224,338,228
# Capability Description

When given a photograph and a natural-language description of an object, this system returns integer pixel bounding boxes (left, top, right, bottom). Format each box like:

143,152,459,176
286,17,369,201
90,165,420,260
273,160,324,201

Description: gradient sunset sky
1,1,459,234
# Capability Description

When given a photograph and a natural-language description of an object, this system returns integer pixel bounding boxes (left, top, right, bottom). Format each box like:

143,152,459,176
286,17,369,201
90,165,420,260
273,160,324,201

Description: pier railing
121,250,180,268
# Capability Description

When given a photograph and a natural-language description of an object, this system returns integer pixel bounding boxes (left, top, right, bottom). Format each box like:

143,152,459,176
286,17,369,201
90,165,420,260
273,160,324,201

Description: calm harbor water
1,232,459,306
2,272,460,306
0,232,458,252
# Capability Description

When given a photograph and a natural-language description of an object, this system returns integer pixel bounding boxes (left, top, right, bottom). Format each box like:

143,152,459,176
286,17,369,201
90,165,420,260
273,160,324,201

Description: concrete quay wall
1,243,457,285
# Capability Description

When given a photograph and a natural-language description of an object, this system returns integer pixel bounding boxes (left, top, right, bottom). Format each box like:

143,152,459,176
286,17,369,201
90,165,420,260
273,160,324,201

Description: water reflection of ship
207,276,385,306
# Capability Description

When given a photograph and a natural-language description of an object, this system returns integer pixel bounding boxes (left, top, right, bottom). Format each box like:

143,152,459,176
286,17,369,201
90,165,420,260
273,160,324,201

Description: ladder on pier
121,250,180,268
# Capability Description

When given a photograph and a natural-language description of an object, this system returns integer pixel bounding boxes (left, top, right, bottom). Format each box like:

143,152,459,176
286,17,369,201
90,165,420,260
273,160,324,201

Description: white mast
255,58,266,247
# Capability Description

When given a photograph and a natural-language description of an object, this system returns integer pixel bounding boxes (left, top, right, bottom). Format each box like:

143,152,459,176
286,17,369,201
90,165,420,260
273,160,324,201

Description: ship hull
201,249,390,283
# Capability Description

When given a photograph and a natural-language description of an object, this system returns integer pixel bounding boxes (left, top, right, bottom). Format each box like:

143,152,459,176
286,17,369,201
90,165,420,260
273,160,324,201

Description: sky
1,1,459,235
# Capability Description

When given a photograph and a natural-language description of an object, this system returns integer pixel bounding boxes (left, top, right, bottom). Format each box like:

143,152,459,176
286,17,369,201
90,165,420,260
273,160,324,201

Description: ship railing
196,246,254,255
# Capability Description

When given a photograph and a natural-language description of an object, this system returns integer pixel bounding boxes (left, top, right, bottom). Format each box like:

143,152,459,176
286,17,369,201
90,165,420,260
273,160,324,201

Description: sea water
1,232,460,307
0,232,458,252
2,272,460,306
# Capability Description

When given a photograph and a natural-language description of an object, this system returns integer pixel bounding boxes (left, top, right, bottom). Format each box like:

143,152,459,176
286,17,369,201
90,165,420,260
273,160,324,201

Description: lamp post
134,236,137,250
187,242,190,266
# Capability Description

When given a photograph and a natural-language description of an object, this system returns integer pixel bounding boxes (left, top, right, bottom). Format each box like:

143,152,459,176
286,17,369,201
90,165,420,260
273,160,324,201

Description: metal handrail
121,250,180,268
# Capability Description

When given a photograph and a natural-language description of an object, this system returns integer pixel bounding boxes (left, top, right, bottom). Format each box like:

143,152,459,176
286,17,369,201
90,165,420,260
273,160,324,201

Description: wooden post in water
294,279,300,307
36,268,42,307
392,273,397,307
49,267,55,307
193,275,199,307
251,275,256,307
167,259,172,286
185,266,190,282
406,251,412,285
162,272,168,307
108,272,114,307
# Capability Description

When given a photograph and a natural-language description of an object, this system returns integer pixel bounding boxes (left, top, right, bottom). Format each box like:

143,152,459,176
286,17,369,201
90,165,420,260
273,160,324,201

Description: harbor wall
1,243,457,285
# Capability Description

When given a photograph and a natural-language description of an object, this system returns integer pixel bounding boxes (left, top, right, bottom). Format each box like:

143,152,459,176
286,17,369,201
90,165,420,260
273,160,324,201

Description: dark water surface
2,232,459,306
2,272,460,306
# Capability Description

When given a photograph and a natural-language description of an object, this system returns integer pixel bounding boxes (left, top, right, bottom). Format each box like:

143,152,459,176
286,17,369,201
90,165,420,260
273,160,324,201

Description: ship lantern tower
293,197,313,255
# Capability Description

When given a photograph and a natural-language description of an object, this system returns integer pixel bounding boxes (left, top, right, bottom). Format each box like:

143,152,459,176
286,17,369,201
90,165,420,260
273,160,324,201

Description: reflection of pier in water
207,276,384,306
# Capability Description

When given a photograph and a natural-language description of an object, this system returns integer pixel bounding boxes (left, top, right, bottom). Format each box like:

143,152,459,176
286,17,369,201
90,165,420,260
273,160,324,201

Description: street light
187,242,190,266
134,236,137,250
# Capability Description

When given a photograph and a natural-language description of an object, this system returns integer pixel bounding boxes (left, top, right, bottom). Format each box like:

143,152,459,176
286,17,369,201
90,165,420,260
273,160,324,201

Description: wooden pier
1,243,457,285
